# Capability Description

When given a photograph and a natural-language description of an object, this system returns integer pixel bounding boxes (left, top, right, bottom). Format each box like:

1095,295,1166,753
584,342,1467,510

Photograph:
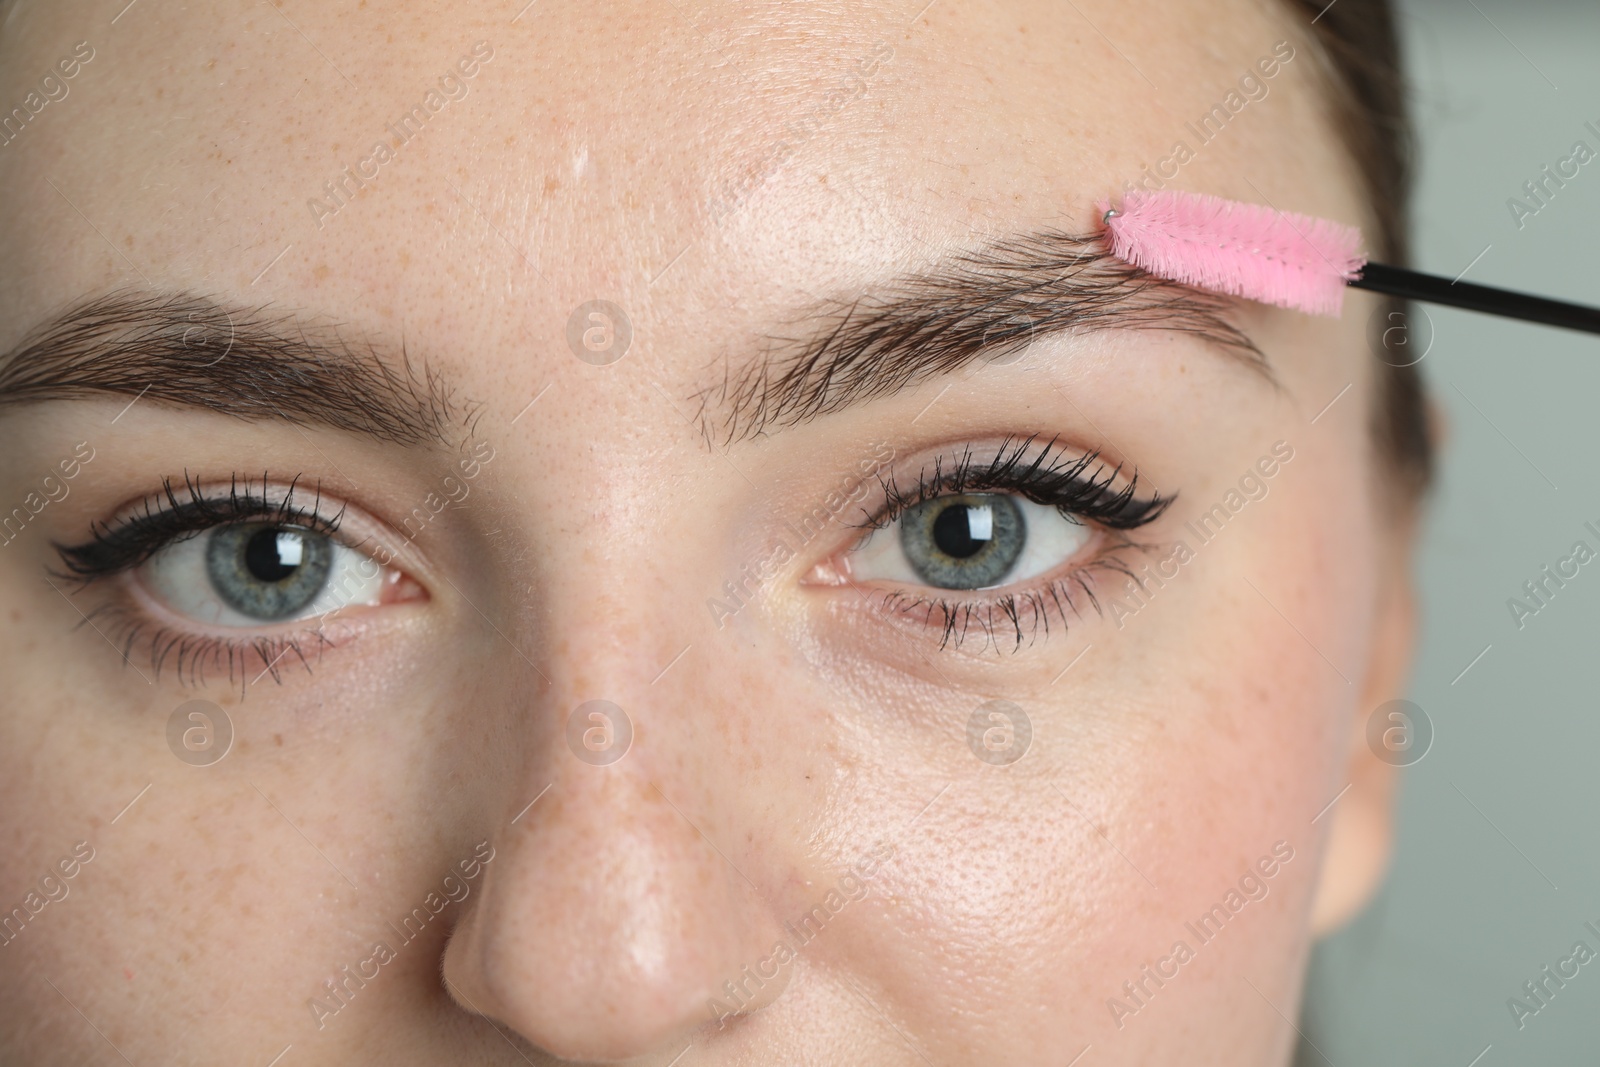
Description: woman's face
0,0,1417,1063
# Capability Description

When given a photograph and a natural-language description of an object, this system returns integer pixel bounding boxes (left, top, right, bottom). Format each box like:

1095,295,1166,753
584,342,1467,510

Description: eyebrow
0,290,460,446
695,229,1269,444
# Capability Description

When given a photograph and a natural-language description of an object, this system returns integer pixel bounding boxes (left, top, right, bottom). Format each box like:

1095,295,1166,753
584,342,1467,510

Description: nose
441,720,787,1061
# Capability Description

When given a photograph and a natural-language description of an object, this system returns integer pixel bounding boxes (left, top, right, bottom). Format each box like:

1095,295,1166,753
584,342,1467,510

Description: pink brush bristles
1100,190,1368,316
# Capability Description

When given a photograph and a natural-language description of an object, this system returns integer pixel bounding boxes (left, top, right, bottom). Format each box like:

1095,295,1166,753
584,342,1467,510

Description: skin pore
0,1,1419,1064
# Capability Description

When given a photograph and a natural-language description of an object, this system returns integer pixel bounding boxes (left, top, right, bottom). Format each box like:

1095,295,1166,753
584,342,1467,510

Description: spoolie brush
1100,189,1600,335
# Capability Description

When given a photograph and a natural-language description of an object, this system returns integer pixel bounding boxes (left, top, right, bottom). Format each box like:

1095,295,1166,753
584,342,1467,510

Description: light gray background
1302,1,1600,1063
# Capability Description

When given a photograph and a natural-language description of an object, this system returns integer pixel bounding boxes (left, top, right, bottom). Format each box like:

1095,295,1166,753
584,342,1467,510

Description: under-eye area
809,434,1172,650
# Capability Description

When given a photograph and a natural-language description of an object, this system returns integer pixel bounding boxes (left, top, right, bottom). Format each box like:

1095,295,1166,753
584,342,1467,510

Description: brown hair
1285,0,1434,502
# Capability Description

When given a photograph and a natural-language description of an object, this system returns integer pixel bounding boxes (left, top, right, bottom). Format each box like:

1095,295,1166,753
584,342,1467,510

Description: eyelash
853,435,1173,651
53,473,358,689
52,444,1161,678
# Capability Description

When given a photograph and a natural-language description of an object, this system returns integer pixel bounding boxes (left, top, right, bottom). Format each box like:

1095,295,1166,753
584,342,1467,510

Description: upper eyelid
96,475,342,533
852,439,1167,531
53,479,365,579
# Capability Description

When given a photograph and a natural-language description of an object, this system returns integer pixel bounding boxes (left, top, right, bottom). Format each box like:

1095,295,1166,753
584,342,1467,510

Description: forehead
0,0,1349,385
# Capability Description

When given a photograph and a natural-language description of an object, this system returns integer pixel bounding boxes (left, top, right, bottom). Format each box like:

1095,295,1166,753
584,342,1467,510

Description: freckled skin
0,1,1418,1065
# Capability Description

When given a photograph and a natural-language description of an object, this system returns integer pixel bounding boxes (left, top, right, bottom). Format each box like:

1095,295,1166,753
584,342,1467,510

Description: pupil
244,528,303,583
932,504,991,559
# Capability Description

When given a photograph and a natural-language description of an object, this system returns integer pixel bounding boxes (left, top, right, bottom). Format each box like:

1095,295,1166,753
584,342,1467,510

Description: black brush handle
1350,261,1600,335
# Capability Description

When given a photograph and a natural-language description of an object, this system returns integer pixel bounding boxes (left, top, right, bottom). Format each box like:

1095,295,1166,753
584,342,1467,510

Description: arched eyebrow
0,237,1264,449
0,290,461,446
693,230,1270,445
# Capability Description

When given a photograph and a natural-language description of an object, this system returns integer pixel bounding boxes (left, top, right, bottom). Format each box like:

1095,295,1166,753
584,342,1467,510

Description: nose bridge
505,406,765,713
528,487,729,774
535,481,706,692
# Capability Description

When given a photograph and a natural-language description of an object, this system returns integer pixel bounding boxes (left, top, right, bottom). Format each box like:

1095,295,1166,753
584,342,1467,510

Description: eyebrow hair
695,229,1269,444
0,290,461,446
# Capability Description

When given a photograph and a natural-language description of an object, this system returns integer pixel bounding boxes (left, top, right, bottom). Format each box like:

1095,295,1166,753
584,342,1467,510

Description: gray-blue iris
205,523,333,619
899,494,1025,589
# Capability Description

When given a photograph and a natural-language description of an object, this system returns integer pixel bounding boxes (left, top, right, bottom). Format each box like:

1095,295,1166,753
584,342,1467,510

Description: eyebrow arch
695,229,1269,444
0,290,461,446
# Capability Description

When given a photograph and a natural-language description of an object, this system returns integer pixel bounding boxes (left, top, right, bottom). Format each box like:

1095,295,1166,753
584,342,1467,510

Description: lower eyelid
82,598,349,688
841,538,1149,651
94,550,419,687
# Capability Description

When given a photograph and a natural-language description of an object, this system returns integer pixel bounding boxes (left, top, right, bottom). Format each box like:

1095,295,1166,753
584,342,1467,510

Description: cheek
812,451,1375,1052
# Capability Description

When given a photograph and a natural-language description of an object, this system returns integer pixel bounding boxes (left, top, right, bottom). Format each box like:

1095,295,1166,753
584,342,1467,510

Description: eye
848,492,1094,591
140,522,388,626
